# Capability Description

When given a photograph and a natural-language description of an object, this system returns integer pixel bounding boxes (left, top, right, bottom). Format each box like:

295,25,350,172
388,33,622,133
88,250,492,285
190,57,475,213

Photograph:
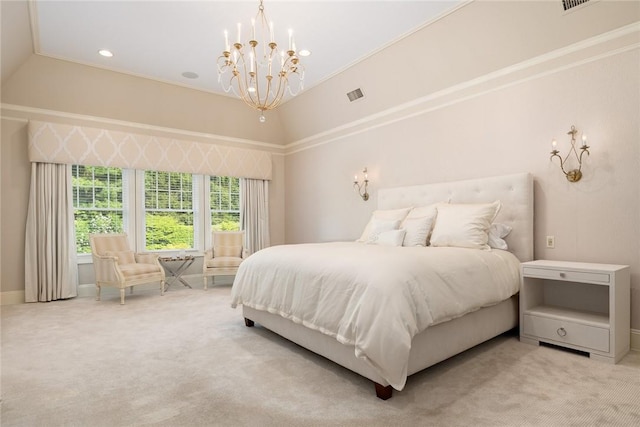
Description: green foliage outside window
210,176,240,231
145,171,194,250
72,165,124,253
72,166,241,253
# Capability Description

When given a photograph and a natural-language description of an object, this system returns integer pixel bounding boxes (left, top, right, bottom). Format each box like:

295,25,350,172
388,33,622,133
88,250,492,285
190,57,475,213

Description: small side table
159,256,195,290
520,260,630,363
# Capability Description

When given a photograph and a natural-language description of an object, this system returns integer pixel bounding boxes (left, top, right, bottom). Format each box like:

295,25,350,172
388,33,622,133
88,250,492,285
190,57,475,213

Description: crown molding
0,103,285,154
284,22,640,155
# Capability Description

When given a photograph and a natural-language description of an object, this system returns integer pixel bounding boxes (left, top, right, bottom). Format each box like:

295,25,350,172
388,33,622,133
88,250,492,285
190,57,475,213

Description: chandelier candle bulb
251,18,256,40
224,30,229,52
582,134,587,147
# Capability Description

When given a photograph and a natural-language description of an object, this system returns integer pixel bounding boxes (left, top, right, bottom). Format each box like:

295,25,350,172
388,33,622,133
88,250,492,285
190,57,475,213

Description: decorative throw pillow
488,223,512,250
370,229,406,247
357,207,411,242
105,250,136,264
430,201,502,250
365,219,401,244
401,204,438,246
216,245,242,258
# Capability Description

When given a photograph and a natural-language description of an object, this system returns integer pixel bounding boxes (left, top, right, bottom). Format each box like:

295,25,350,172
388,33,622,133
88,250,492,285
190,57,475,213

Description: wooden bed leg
244,318,255,327
374,383,392,400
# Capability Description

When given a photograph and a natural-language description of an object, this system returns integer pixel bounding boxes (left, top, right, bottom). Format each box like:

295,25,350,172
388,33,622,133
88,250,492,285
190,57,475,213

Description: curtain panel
25,163,79,302
28,120,272,180
240,179,271,255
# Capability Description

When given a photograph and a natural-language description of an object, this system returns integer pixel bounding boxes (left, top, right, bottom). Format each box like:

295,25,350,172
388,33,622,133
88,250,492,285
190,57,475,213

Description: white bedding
230,242,521,390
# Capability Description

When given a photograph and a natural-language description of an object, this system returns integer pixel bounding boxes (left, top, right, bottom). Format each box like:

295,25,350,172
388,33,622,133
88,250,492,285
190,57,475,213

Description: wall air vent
562,0,590,11
347,88,364,102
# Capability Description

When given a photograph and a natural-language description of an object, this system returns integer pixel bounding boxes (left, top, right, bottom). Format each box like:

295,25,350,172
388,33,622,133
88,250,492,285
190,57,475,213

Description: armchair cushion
119,263,162,277
215,245,242,258
105,250,136,265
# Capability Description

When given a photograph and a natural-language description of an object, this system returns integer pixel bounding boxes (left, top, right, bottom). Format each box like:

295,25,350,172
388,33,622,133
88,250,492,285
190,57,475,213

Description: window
210,176,240,231
72,165,125,254
144,171,197,250
72,164,239,256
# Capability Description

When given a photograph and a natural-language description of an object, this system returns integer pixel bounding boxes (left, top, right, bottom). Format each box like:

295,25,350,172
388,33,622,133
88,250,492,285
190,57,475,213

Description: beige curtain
240,179,270,255
25,163,78,302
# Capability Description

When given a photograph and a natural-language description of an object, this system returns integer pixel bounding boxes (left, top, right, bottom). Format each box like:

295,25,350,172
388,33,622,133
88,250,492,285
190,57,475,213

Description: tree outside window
72,165,124,253
210,176,240,231
144,171,195,250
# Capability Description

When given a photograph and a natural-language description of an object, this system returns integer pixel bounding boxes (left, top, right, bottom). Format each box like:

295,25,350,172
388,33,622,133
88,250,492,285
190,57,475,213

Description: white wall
281,2,640,329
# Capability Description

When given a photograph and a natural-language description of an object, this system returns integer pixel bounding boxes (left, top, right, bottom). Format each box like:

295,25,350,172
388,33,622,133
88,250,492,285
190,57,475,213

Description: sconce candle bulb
549,125,590,183
353,167,370,201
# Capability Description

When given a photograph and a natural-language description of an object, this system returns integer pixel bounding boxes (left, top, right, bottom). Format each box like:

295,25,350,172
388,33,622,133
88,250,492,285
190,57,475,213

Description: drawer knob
557,327,567,337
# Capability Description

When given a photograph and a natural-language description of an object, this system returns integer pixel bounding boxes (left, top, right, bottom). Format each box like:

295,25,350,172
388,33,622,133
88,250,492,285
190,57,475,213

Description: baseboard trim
631,329,640,351
1,274,236,305
0,290,25,305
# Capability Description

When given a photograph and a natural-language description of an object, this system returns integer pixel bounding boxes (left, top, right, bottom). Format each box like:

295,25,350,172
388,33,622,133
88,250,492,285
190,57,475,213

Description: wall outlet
546,235,555,248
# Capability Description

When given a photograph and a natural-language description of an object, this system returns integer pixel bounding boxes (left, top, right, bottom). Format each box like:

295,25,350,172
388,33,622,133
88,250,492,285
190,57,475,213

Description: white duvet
230,242,520,390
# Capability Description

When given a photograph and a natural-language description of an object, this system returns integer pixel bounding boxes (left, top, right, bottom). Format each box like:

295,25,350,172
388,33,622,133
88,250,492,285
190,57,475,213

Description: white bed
232,173,534,399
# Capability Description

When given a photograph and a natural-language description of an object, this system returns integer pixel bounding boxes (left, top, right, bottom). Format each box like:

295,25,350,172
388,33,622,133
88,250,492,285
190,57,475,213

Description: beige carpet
1,284,639,426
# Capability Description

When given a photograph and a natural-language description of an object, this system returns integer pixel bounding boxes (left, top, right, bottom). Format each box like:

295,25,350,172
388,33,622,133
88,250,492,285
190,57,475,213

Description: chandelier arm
264,73,285,110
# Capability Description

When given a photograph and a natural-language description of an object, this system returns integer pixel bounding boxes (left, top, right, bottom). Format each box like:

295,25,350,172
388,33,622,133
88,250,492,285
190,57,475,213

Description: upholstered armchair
89,233,165,304
203,231,248,290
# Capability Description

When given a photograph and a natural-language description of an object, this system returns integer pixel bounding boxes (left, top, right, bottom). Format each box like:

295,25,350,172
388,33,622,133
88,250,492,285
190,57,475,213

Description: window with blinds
144,171,198,250
210,176,240,231
72,165,126,253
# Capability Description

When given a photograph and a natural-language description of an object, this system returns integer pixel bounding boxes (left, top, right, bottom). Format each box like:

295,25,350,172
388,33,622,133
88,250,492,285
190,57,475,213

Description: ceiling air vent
562,0,590,11
347,88,364,102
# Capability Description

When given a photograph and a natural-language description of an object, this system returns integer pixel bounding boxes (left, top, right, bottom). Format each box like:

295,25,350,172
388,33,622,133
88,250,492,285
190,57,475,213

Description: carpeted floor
1,284,639,426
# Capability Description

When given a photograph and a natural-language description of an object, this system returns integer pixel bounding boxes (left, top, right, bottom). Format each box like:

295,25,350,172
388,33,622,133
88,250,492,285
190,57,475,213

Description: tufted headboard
378,173,534,262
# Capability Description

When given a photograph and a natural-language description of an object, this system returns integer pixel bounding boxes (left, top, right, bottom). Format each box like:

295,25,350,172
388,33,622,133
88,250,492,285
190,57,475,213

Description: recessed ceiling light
98,49,114,58
181,71,199,79
298,49,311,57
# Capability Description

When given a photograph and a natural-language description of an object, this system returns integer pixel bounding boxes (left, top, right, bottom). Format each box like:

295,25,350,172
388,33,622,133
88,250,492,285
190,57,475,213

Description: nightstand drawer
522,267,609,283
523,314,609,353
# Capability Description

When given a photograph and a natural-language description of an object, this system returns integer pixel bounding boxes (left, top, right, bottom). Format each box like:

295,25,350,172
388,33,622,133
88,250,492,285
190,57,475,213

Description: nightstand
520,260,630,363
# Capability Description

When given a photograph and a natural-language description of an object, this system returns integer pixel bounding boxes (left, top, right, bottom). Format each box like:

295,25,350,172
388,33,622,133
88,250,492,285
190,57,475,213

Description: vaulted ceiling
2,1,465,97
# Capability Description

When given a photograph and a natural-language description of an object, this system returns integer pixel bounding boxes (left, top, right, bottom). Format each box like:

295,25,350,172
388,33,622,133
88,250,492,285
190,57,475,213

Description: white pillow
401,216,436,247
406,204,438,219
369,229,406,246
357,207,411,242
430,201,502,250
365,219,401,244
488,223,512,250
402,204,438,247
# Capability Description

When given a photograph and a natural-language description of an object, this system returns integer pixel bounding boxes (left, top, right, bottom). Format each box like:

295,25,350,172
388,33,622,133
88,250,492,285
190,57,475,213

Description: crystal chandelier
217,0,305,122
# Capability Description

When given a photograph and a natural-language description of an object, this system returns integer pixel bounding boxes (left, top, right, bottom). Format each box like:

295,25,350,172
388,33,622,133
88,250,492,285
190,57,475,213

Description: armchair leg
120,289,125,305
96,285,101,301
204,276,208,290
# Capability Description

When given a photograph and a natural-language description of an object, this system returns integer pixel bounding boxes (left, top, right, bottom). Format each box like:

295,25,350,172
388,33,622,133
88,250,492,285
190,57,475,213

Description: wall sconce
353,167,369,201
550,125,590,182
